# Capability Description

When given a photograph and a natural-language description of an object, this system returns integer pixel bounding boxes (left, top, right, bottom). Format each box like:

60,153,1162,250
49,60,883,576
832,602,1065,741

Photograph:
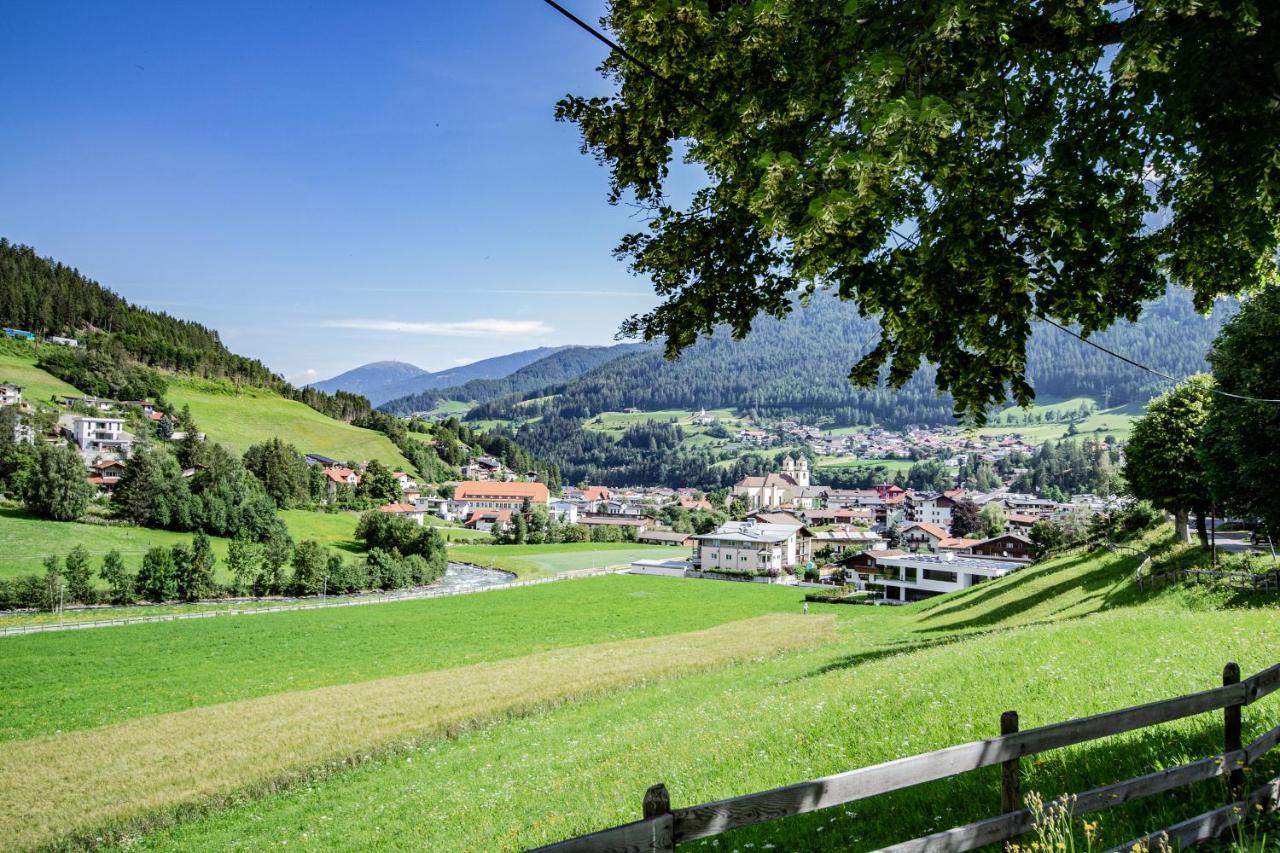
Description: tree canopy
558,2,1279,421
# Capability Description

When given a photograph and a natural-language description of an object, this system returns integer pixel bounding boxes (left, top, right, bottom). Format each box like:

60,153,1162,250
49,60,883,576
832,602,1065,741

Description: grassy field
814,455,914,473
0,338,85,405
4,529,1280,851
447,542,683,578
165,377,410,469
979,396,1142,442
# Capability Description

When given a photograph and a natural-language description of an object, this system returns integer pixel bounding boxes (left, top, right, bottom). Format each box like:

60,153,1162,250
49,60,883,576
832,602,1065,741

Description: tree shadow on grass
911,551,1099,623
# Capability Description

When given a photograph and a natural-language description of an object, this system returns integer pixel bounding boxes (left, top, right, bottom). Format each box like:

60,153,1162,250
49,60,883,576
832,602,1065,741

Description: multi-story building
66,416,133,457
873,552,1022,603
450,480,550,513
0,383,21,406
692,520,812,576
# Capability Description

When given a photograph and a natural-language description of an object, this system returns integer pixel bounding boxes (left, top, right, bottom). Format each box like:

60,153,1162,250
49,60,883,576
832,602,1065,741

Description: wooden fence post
1223,662,1244,801
1001,710,1021,851
643,783,675,853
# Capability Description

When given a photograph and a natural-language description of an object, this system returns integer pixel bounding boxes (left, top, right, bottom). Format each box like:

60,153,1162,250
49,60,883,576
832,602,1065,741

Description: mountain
314,347,571,407
309,361,429,403
379,343,655,414
466,287,1237,486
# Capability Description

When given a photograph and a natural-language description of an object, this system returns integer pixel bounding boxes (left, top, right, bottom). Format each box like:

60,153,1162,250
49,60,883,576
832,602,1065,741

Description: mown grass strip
0,613,834,850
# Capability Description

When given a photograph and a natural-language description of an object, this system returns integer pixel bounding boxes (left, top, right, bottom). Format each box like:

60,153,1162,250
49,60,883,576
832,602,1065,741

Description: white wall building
692,520,811,576
0,384,21,406
873,552,1021,603
67,416,133,457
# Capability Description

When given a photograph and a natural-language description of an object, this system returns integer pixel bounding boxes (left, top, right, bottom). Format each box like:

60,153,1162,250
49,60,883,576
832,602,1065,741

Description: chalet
1004,513,1040,535
451,480,550,512
324,466,360,498
391,471,417,492
377,502,427,525
967,533,1037,562
899,521,949,552
463,456,505,481
87,459,127,495
1000,494,1058,518
0,384,21,406
874,552,1023,603
801,507,874,527
692,520,813,576
677,494,715,512
938,536,982,552
464,509,513,532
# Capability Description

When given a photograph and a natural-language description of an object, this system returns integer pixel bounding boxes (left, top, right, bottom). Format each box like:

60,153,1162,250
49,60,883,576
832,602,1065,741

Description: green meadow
1,528,1278,851
0,338,86,404
447,542,683,578
165,377,410,469
979,396,1142,442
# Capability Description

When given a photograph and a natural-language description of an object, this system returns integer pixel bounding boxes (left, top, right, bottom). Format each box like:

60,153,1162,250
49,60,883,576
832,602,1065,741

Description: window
923,569,957,583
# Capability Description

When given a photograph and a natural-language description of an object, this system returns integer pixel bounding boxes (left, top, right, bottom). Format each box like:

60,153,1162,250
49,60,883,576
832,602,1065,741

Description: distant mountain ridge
311,346,571,407
379,343,655,414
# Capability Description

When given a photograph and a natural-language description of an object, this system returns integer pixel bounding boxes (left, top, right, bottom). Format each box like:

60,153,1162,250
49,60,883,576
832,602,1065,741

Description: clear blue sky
0,1,691,382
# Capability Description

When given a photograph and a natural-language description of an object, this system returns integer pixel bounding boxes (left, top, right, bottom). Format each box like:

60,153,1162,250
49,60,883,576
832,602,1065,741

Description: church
731,456,826,510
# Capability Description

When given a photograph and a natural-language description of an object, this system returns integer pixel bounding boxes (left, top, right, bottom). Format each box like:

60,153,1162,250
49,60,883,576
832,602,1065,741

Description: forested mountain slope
0,240,367,420
380,343,655,414
470,287,1235,429
308,361,429,405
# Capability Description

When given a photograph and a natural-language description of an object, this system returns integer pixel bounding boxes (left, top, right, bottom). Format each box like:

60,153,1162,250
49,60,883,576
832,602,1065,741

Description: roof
695,521,804,545
812,529,885,543
466,509,513,525
92,459,126,470
325,467,358,483
677,495,714,511
875,553,1018,573
938,537,982,549
749,511,805,526
306,453,343,466
453,480,550,503
581,485,612,502
639,530,694,543
972,533,1035,547
377,503,422,514
734,473,800,489
902,522,949,540
1006,513,1040,525
579,515,648,527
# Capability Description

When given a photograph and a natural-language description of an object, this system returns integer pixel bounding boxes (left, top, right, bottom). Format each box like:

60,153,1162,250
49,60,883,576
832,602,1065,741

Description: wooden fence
530,661,1280,853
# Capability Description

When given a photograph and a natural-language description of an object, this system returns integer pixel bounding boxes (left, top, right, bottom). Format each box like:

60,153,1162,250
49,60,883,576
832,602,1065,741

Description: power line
1035,312,1280,404
539,0,710,110
540,1,1280,407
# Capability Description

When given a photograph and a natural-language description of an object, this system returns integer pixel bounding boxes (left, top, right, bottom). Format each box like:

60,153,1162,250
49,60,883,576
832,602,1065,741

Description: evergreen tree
949,499,982,538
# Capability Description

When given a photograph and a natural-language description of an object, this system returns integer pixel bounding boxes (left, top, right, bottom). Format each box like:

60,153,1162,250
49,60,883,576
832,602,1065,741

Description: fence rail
531,661,1280,852
0,567,623,637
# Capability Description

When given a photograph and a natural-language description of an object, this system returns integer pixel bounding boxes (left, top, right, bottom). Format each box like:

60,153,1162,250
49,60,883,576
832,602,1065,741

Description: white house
391,471,417,493
873,552,1022,603
377,502,427,525
692,520,812,576
66,416,133,457
810,527,887,558
911,493,958,528
732,456,815,510
549,499,580,524
0,384,21,407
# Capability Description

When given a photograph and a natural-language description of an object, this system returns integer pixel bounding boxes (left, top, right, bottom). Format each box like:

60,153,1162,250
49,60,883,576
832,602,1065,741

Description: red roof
904,522,949,540
678,495,714,511
1006,513,1040,525
325,467,359,484
377,503,421,514
581,485,611,502
453,480,550,503
464,509,513,528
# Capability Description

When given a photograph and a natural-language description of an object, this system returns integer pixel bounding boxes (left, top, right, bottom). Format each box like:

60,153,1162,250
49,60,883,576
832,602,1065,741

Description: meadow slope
2,532,1276,851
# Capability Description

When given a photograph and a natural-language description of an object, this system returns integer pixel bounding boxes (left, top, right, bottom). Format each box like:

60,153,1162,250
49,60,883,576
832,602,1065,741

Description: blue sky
0,1,691,382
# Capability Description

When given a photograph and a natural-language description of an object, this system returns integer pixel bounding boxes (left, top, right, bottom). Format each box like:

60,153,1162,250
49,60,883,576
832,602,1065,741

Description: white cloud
286,368,321,383
322,318,553,337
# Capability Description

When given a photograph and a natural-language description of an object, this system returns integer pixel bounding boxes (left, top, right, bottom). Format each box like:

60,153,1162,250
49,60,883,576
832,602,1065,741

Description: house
48,336,79,347
0,384,21,407
911,493,957,528
937,536,982,552
87,459,127,495
968,533,1037,561
548,499,580,523
677,494,715,512
391,471,417,493
463,456,505,481
377,502,427,525
451,480,550,512
810,527,888,558
638,530,696,547
120,400,159,416
826,488,883,509
324,466,360,498
747,509,807,527
1004,513,1040,535
3,328,35,341
732,456,813,510
844,547,906,576
899,522,950,552
464,509,514,532
61,395,115,412
873,552,1023,603
64,416,133,457
801,507,874,527
692,520,813,577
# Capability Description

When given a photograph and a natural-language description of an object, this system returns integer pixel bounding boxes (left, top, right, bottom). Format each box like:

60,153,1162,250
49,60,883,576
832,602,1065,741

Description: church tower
796,455,810,488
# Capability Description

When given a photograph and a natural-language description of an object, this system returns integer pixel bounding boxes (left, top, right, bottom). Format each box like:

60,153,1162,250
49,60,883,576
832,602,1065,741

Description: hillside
165,377,410,469
4,530,1277,851
471,287,1234,429
315,347,572,407
379,342,654,414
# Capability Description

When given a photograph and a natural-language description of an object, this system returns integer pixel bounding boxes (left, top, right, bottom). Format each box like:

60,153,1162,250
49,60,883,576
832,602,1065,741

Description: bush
0,574,48,610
